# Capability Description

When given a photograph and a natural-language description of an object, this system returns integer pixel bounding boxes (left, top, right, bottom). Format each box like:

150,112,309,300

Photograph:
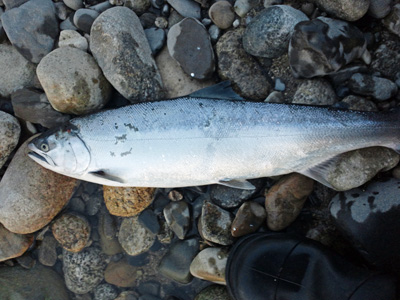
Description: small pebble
104,259,137,287
59,30,88,51
313,0,369,21
38,235,58,267
54,2,69,20
166,0,200,19
231,201,267,237
163,201,190,240
234,0,259,17
155,16,168,29
292,79,337,105
190,247,228,284
274,78,285,91
63,0,83,10
124,0,151,15
73,8,100,34
93,284,118,300
138,209,160,235
144,28,166,55
348,73,398,101
209,1,235,30
265,91,285,103
208,24,221,42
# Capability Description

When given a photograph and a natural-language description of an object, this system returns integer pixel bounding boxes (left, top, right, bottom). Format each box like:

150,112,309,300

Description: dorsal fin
188,81,244,101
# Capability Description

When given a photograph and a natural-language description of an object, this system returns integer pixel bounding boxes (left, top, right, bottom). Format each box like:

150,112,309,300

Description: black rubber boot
225,233,397,300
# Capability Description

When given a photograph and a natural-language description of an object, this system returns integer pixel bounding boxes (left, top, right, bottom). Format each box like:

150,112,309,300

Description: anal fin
89,170,126,184
218,179,256,190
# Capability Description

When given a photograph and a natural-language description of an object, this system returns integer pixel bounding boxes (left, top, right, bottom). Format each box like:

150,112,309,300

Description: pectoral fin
89,170,126,184
218,179,256,190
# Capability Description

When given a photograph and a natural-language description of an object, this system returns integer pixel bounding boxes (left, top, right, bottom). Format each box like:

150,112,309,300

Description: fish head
28,123,91,176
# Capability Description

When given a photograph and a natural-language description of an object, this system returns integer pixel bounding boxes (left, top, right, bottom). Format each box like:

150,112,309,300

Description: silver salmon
27,94,400,191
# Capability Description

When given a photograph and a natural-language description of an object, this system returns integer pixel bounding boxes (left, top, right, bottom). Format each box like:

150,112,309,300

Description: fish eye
40,143,49,152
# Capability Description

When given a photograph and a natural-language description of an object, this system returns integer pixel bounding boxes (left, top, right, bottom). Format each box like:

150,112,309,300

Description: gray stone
200,202,234,245
0,44,37,97
383,4,400,37
63,0,83,10
348,73,398,101
90,7,164,102
216,28,271,100
37,47,112,115
63,246,108,294
144,28,166,55
167,18,215,80
158,238,199,283
155,16,168,29
292,79,337,105
73,8,100,34
59,29,88,51
371,36,400,80
208,24,221,42
340,95,378,112
234,0,259,17
166,0,200,19
91,1,113,13
124,0,151,15
163,201,190,239
54,2,69,20
189,247,228,284
94,283,119,300
0,111,20,169
289,17,367,78
209,1,235,29
194,285,231,300
98,209,123,255
138,209,160,234
118,216,156,256
243,5,308,58
11,89,70,128
313,0,370,21
38,235,58,267
327,147,400,191
1,0,59,63
3,0,28,9
265,91,285,103
60,15,78,31
0,223,33,262
368,0,392,18
0,265,70,300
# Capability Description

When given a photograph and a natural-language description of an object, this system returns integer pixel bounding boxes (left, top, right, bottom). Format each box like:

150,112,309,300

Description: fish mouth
28,151,48,164
27,143,55,167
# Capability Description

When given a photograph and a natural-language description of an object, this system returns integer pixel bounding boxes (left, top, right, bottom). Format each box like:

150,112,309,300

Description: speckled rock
292,79,337,105
313,0,370,21
216,28,271,100
371,36,400,80
194,285,231,300
103,186,155,217
209,1,235,29
118,216,156,256
0,138,78,234
37,47,111,115
38,235,58,266
289,17,367,78
105,259,137,287
0,265,70,300
368,0,392,18
0,44,37,97
52,213,91,252
190,247,228,284
325,147,400,191
265,173,314,231
59,30,89,51
155,46,216,98
124,0,151,15
94,283,118,300
90,7,164,102
63,246,108,294
73,8,100,34
0,223,34,262
166,0,200,19
158,238,199,283
348,73,398,101
0,111,20,169
383,4,400,37
200,202,234,245
1,0,58,63
340,95,378,112
167,18,215,80
11,89,70,128
243,5,308,58
163,201,190,240
231,201,266,237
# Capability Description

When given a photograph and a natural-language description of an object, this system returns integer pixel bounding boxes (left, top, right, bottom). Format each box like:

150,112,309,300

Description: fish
27,82,400,191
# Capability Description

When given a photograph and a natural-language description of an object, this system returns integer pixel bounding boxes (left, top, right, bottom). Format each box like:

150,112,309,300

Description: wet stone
243,5,308,58
383,4,400,37
0,111,20,169
209,1,235,30
73,8,100,34
194,285,231,300
138,209,160,235
36,47,112,115
190,247,228,284
216,28,271,100
144,28,166,55
163,201,190,239
265,173,314,231
200,202,234,245
313,0,369,21
292,79,337,106
231,201,267,237
368,0,392,19
167,18,215,80
93,283,118,300
38,235,58,267
0,223,34,262
15,253,36,269
11,89,71,128
124,0,151,15
348,73,398,101
1,0,59,63
158,238,199,283
105,259,137,287
289,17,367,78
118,216,156,256
103,186,156,217
52,213,91,253
90,7,164,102
166,0,200,19
63,246,108,294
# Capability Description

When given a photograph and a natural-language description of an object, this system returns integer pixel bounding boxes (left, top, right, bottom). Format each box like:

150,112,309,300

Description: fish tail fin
384,106,400,153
